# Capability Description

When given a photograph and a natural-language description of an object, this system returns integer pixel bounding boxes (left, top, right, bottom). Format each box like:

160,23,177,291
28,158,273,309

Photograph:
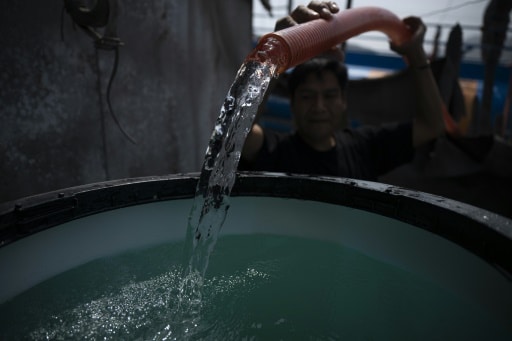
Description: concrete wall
0,0,253,203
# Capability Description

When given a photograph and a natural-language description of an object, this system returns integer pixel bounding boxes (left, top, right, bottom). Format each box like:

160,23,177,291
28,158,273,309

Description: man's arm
242,1,341,164
391,17,445,148
242,123,265,163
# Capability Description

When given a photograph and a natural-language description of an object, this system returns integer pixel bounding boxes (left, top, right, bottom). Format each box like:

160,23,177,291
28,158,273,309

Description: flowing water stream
167,38,281,339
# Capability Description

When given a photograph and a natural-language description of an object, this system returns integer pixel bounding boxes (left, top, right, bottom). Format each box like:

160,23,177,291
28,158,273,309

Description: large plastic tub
1,172,511,339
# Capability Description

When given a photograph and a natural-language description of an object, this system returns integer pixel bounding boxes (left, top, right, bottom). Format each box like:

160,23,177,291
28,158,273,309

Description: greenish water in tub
0,234,508,340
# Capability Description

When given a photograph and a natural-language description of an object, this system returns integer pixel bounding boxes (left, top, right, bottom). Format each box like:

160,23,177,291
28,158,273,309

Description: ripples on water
2,235,506,340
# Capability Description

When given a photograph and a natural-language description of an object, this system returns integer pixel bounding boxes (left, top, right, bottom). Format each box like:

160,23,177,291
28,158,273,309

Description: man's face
291,70,347,149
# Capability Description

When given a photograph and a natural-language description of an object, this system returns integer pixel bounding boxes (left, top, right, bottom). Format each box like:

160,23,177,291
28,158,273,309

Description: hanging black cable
103,45,136,144
62,0,136,145
95,48,111,180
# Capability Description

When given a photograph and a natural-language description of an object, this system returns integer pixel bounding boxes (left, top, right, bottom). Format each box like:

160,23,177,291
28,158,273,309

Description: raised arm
390,17,445,147
242,1,341,163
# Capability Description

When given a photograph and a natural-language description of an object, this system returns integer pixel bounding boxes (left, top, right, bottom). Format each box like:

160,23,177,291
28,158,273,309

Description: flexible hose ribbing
248,6,412,74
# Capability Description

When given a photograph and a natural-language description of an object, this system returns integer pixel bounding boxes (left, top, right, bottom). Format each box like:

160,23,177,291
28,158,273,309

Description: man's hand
390,17,428,67
391,17,445,147
274,1,344,61
274,1,340,31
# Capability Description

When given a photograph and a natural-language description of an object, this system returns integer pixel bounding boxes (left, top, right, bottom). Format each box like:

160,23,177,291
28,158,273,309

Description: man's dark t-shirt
239,122,414,181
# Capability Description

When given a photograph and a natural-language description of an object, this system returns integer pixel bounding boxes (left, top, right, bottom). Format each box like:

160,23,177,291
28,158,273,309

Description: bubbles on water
274,318,286,325
242,84,261,107
24,263,271,340
28,269,182,340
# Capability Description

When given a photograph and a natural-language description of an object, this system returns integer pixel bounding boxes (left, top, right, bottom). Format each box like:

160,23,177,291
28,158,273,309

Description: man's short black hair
288,58,348,98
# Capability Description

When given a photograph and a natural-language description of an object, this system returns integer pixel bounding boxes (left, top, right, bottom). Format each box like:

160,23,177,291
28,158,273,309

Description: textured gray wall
0,0,253,203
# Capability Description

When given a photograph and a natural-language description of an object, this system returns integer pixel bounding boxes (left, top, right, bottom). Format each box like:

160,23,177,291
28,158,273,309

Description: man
240,1,445,181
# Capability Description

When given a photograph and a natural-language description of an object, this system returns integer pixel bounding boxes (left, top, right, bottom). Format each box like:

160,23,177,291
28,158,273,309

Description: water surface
0,234,508,340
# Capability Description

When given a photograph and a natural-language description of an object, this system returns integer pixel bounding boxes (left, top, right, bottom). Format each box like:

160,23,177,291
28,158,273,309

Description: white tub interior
0,195,511,329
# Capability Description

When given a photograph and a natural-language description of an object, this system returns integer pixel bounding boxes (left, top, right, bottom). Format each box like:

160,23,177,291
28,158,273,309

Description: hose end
245,35,291,75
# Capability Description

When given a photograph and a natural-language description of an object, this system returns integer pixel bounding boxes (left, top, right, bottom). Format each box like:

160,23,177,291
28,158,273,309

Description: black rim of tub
1,172,511,278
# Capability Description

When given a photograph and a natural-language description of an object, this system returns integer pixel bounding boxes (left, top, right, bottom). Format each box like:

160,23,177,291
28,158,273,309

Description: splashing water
166,38,282,339
185,60,277,275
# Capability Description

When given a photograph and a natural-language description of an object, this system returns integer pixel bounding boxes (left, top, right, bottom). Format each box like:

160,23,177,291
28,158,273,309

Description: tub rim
0,171,511,277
